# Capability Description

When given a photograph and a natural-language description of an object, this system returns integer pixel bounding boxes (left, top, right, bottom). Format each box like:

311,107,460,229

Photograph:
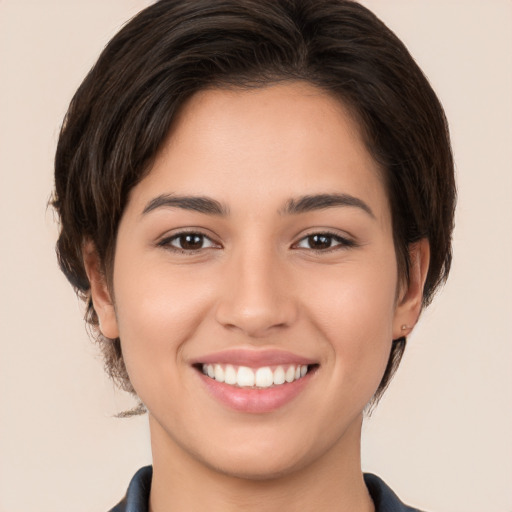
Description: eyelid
155,227,356,253
292,230,357,251
157,228,222,252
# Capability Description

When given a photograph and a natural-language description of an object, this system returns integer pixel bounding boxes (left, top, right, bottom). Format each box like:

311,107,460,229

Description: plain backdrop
1,1,511,511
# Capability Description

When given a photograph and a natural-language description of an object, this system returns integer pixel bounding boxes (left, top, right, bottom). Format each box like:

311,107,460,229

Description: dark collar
363,473,424,512
109,466,152,512
109,466,424,512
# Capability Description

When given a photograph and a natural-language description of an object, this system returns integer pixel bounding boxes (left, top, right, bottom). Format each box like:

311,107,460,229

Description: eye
294,232,354,251
159,232,218,252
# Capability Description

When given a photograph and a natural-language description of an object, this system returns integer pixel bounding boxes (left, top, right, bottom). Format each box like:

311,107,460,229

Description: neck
148,414,374,512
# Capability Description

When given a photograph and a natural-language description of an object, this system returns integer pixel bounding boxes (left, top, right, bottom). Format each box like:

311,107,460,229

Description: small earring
401,324,410,331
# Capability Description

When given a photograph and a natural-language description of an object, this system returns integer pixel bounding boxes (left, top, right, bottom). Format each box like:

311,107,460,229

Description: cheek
112,258,216,385
305,255,397,331
302,257,397,389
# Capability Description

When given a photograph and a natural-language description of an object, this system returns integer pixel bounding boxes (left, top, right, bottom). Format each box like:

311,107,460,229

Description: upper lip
191,348,318,368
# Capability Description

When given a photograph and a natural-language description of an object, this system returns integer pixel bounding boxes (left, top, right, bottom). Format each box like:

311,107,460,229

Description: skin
85,82,429,512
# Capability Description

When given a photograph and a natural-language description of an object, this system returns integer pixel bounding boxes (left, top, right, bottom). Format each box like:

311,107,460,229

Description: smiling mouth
197,363,318,389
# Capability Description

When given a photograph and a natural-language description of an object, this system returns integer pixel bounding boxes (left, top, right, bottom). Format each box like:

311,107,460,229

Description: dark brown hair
53,0,455,405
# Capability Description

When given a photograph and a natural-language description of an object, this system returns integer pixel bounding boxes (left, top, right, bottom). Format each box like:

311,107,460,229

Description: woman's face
93,82,421,478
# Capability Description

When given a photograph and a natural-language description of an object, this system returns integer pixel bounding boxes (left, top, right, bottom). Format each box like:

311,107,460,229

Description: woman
52,0,455,510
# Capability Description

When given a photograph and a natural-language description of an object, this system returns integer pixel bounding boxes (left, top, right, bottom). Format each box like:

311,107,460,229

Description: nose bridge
215,239,296,337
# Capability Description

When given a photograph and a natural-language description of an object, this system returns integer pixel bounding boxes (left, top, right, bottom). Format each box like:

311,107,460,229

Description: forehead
164,82,370,171
129,82,390,225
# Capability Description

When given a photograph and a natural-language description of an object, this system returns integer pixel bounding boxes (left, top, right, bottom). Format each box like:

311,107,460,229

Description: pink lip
191,348,316,368
198,370,315,414
191,348,318,414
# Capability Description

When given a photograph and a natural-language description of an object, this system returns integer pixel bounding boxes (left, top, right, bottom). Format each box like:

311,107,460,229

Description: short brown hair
53,0,455,404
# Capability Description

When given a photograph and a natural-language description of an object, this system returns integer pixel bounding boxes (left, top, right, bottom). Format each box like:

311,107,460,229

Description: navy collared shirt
109,466,424,511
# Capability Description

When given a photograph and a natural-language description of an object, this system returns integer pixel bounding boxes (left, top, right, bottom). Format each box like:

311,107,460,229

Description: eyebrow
281,193,375,218
142,194,229,216
141,192,374,218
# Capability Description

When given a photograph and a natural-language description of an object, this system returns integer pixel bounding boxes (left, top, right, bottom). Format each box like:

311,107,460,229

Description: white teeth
201,363,311,388
255,367,273,388
237,366,255,387
273,366,286,385
214,364,224,383
225,364,237,385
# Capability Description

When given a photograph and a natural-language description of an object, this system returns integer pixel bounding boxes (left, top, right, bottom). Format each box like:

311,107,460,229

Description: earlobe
82,241,119,339
393,238,430,339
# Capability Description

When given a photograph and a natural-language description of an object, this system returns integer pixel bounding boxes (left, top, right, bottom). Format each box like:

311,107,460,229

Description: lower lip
198,370,314,414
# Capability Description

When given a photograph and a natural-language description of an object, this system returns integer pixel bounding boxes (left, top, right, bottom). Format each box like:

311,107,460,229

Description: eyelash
157,231,220,254
293,231,356,252
157,230,356,254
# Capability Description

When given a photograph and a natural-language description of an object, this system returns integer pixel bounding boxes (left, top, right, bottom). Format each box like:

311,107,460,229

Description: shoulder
364,473,426,512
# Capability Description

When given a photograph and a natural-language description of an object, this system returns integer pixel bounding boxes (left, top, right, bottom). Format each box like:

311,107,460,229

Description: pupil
181,234,203,250
309,234,331,249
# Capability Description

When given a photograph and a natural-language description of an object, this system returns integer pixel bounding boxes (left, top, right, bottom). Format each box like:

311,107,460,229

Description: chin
201,451,311,482
191,428,335,482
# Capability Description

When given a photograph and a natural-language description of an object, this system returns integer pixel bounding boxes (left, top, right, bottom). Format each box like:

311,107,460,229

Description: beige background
1,1,511,511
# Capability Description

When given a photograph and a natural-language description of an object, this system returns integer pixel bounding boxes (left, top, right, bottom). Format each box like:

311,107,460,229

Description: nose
215,246,298,338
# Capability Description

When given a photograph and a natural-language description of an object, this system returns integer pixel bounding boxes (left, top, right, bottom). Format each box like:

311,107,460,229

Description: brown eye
159,232,217,251
295,232,355,251
306,234,333,250
177,234,205,250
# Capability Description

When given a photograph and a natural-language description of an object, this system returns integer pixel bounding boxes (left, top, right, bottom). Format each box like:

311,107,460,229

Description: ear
82,241,119,339
392,238,430,339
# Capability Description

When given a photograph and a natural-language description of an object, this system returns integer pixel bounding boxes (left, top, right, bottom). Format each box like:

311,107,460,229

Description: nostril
215,305,297,338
